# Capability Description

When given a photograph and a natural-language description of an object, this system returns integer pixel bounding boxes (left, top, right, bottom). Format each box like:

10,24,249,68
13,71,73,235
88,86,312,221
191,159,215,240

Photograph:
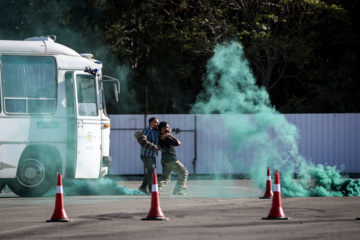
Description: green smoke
44,178,143,196
191,41,359,197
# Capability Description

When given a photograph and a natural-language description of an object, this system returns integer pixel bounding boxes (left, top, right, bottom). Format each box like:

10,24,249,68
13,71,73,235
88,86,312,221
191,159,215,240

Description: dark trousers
140,156,156,192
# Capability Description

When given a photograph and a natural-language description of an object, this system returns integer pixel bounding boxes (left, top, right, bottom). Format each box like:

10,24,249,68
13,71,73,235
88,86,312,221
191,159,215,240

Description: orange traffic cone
262,170,288,220
259,167,273,199
142,171,169,221
47,172,70,222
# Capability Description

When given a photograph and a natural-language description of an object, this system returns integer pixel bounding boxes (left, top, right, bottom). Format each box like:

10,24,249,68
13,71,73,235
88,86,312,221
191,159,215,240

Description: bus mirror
114,83,119,102
102,75,120,102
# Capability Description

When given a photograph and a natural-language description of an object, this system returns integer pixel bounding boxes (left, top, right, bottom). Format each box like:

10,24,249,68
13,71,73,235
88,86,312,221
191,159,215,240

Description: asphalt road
1,179,360,240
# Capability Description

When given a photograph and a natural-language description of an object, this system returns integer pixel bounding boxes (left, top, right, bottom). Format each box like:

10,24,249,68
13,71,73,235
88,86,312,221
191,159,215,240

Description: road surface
1,179,360,239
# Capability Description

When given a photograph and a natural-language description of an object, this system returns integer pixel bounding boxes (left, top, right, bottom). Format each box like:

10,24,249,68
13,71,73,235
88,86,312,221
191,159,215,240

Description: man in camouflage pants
158,121,188,195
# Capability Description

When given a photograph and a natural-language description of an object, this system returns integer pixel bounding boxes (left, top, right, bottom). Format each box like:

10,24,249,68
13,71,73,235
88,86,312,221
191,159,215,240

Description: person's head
149,117,159,130
159,121,171,134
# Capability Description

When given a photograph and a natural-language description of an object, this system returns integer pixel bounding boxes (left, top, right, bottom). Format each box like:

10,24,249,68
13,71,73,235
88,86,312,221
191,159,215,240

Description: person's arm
162,133,181,146
169,134,181,146
134,131,159,150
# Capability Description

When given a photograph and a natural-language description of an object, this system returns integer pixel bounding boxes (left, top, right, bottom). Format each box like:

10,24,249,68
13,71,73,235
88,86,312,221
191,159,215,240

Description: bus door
74,72,102,178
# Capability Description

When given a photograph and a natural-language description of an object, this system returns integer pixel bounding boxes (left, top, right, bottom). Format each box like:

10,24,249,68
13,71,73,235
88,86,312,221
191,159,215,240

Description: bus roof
0,37,80,57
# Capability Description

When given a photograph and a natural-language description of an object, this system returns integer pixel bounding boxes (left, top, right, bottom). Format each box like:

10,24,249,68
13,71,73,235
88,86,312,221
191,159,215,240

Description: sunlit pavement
1,179,360,239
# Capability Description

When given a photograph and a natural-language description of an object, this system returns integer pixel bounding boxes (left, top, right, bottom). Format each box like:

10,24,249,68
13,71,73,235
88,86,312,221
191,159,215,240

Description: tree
1,0,358,113
103,0,357,113
103,0,231,113
279,0,360,113
218,1,354,107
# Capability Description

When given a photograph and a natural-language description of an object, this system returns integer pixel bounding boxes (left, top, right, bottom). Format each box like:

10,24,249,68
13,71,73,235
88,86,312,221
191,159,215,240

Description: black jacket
159,136,179,162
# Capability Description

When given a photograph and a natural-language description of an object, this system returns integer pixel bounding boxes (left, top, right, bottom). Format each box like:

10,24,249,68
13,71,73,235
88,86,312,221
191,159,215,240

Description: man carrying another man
134,118,188,196
137,117,159,195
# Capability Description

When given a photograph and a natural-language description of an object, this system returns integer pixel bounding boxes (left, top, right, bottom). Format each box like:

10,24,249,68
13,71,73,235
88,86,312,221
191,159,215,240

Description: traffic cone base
259,196,272,199
47,209,69,222
142,216,169,221
262,216,288,220
356,218,360,220
46,218,70,222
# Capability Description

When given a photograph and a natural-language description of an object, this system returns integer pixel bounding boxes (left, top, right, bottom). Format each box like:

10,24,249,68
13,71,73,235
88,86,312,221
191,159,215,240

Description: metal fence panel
109,114,360,175
109,114,196,175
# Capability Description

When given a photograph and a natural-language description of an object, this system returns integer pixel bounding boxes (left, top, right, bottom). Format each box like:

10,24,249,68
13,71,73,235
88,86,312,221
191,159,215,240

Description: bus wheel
8,158,56,197
0,181,6,193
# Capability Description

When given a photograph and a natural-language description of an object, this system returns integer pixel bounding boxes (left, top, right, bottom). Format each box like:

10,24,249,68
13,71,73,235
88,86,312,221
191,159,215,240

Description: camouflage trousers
158,160,188,193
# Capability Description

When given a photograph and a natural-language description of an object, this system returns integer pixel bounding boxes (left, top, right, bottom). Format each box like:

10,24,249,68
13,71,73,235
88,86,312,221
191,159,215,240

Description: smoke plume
191,41,360,197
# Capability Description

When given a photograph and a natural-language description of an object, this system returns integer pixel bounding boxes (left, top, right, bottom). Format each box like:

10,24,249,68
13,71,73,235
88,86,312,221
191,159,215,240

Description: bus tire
0,181,6,193
8,150,59,197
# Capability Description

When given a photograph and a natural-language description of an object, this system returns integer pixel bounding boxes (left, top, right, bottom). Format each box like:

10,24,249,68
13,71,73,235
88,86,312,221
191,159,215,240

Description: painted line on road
0,223,52,236
0,220,78,236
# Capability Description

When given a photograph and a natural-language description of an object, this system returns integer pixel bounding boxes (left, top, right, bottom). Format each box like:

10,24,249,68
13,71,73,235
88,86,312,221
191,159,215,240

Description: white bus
0,36,119,197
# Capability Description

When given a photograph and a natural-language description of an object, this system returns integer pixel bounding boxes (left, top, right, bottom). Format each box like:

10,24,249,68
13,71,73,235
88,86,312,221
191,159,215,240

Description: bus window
65,72,75,114
1,56,56,114
76,75,98,116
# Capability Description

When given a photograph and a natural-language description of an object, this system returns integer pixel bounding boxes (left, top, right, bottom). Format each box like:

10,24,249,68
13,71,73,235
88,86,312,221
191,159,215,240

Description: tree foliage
0,0,359,113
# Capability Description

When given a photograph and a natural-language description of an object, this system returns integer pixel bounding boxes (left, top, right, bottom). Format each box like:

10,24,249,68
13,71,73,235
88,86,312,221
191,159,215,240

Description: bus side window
65,72,74,114
1,56,56,114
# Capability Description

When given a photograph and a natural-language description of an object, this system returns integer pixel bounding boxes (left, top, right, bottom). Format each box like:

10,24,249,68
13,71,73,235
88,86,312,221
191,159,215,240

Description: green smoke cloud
44,178,143,196
191,41,360,197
